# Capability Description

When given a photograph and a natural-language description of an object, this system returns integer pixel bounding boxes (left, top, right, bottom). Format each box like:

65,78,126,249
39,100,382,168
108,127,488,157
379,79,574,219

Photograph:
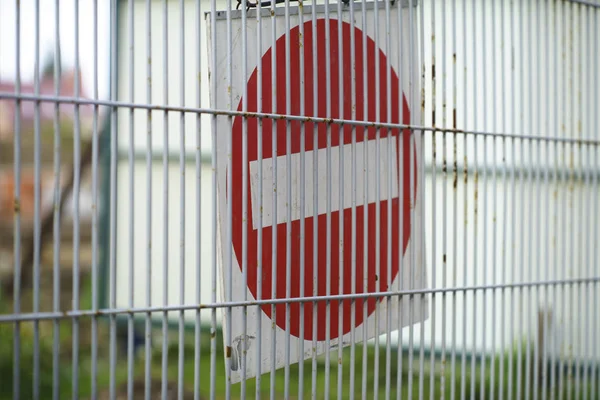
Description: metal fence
0,0,599,399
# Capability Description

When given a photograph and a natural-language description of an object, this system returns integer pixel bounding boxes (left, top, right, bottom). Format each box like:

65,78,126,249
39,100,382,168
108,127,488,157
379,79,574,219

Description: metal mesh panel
0,0,598,399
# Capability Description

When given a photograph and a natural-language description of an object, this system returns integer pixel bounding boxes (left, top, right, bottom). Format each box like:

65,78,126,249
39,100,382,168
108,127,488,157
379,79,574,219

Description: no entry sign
208,3,428,384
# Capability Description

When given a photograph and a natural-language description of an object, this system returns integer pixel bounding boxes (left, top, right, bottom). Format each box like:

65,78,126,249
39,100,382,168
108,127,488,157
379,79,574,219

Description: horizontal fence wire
0,0,598,399
1,92,600,146
0,277,599,323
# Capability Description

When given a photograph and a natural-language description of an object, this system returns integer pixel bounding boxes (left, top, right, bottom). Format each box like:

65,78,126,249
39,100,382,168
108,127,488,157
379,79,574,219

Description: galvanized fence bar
178,1,188,399
109,1,119,398
144,0,154,397
0,1,599,400
90,0,101,396
195,0,204,398
127,1,136,399
32,1,41,398
52,1,63,399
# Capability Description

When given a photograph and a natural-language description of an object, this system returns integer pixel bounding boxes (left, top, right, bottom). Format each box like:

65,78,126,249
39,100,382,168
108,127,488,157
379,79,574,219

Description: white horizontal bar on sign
249,137,399,230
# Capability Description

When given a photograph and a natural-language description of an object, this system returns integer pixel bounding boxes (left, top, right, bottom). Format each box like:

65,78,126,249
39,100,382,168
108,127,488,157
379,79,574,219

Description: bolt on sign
206,0,428,384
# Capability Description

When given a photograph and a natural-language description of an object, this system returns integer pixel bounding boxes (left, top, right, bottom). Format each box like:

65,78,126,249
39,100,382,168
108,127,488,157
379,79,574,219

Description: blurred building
0,68,95,140
0,66,100,277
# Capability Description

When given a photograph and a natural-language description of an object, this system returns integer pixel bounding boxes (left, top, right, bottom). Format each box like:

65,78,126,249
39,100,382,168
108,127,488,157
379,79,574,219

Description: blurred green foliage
0,312,69,399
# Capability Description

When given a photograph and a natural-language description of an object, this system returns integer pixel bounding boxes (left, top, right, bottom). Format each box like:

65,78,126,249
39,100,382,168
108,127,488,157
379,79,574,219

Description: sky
0,0,111,100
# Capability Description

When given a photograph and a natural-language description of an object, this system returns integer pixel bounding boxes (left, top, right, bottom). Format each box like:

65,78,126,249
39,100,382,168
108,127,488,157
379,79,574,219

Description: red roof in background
0,69,96,139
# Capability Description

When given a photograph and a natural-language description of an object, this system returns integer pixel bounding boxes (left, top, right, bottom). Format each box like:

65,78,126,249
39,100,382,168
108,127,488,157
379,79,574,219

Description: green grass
0,279,597,399
1,314,596,399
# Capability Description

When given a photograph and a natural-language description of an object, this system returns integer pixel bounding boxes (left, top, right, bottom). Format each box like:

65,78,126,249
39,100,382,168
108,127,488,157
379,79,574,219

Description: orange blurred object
0,170,40,223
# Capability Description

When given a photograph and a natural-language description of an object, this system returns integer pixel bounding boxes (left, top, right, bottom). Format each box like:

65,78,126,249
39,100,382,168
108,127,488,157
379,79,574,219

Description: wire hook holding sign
236,0,356,11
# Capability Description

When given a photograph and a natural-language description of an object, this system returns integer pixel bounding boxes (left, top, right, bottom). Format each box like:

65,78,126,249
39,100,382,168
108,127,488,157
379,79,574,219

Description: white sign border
206,0,428,384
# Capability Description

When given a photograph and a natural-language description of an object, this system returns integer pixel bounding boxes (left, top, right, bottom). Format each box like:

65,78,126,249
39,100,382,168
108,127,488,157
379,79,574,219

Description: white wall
411,0,600,364
113,0,226,325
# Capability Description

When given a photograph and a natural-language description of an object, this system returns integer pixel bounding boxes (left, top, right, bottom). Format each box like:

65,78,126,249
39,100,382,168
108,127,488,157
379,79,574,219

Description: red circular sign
231,18,416,341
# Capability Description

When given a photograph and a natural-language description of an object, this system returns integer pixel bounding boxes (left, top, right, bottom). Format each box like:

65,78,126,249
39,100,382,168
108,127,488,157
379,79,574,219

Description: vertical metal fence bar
450,0,458,397
241,0,249,395
178,1,187,399
525,4,535,399
396,0,406,397
574,6,585,398
161,0,171,397
592,10,599,395
109,0,119,397
209,0,218,396
549,4,559,397
269,0,279,396
572,10,587,384
360,0,369,397
439,0,448,396
565,126,573,400
373,0,382,397
470,1,479,397
283,1,292,397
32,0,42,397
507,1,516,397
533,2,543,398
593,8,599,398
460,0,468,397
563,6,572,400
194,1,203,399
551,6,560,398
546,3,555,397
536,27,542,400
225,0,233,396
145,0,154,397
255,2,265,398
72,0,83,395
581,8,588,399
407,0,416,397
298,2,306,399
516,3,525,398
524,2,534,397
324,1,333,397
429,0,438,397
420,22,428,400
311,1,319,397
90,0,100,396
540,2,551,398
488,1,498,398
52,2,63,399
479,0,489,394
582,9,593,399
161,1,171,398
383,0,393,397
557,4,566,397
268,1,278,398
417,3,426,399
337,2,346,398
553,4,561,400
582,140,591,400
532,118,540,400
349,1,358,397
12,0,22,397
569,10,578,400
374,0,382,397
127,0,136,397
498,1,507,398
